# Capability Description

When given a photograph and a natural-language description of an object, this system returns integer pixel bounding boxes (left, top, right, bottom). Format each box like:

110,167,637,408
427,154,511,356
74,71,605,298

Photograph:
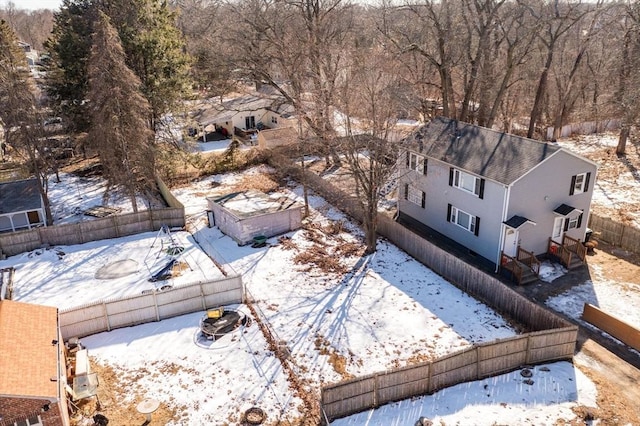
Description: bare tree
380,0,462,119
225,0,355,166
524,0,591,138
337,45,402,253
547,1,608,141
615,1,640,155
87,12,156,211
0,19,53,224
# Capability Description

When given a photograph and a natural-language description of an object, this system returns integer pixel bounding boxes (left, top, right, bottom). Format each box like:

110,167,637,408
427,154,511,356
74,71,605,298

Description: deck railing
516,246,541,276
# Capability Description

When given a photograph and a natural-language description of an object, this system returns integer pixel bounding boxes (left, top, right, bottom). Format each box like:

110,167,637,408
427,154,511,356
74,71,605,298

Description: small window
407,152,425,174
448,205,479,235
570,172,591,195
271,116,278,124
14,416,43,426
450,168,484,198
568,216,579,229
405,184,425,208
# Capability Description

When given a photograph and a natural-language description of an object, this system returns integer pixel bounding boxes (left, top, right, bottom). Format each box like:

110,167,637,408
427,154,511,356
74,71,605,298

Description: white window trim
453,169,481,196
568,216,579,229
407,184,424,207
409,152,424,174
14,415,43,426
451,206,477,233
573,172,587,194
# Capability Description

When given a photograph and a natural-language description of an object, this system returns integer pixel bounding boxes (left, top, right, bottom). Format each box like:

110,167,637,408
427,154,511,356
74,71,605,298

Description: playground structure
144,225,188,283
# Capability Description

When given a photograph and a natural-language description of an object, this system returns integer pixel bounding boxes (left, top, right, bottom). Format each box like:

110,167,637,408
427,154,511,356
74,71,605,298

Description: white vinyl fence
59,275,243,340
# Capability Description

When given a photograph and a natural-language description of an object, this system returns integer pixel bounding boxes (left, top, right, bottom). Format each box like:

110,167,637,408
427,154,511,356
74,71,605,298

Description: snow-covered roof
208,190,301,219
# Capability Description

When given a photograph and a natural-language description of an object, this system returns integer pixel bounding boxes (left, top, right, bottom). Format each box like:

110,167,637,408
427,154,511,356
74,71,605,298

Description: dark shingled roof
554,203,581,216
403,117,562,184
0,179,42,214
503,215,534,229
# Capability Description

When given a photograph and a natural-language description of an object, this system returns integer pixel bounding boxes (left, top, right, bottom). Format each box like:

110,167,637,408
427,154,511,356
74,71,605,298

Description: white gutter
495,184,511,273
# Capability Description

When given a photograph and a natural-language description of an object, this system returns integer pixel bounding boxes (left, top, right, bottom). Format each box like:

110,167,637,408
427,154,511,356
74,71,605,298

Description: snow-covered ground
0,230,224,309
556,133,640,228
1,164,605,424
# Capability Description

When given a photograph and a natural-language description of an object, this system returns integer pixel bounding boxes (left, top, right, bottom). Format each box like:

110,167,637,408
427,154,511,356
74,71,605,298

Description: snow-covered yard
0,230,225,309
0,164,607,424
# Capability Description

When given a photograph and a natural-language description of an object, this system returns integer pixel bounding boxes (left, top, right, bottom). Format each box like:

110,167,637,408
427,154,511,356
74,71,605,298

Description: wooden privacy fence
269,152,574,331
59,275,243,340
0,208,185,256
589,213,640,254
268,152,579,420
322,327,577,421
545,119,620,140
582,303,640,352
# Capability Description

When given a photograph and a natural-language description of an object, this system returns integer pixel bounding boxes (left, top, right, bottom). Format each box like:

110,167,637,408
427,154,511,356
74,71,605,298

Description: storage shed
207,190,303,245
0,178,46,233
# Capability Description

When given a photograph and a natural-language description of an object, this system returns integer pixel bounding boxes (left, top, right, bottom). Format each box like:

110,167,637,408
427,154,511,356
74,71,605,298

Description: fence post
525,334,532,364
113,215,120,238
103,301,111,332
200,282,208,311
373,373,378,408
153,290,160,321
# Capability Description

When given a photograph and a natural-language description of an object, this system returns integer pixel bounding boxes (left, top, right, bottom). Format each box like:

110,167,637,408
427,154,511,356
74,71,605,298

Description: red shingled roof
0,300,59,399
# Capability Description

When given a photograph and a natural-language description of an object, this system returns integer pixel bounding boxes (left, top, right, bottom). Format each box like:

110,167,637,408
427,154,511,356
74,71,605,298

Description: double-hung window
447,204,480,236
449,168,485,198
406,152,427,174
570,172,591,195
404,184,425,208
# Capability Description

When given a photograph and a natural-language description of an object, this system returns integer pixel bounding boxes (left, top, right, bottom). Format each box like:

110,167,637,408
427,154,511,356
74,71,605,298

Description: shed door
503,227,518,257
27,210,41,224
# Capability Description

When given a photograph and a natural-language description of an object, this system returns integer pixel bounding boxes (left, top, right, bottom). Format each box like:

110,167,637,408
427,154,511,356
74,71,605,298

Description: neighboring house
0,300,70,426
18,41,39,69
207,190,303,246
398,117,597,281
0,179,46,233
192,93,297,141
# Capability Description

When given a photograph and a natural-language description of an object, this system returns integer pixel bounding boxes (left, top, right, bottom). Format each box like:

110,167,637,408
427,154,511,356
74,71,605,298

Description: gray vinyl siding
508,150,597,255
399,157,507,264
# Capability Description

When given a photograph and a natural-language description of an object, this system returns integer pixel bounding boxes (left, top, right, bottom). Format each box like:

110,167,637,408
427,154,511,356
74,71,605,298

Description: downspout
495,184,511,273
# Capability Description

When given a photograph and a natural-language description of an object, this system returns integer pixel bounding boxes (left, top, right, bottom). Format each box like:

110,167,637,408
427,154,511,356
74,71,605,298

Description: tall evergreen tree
87,11,156,212
44,0,96,132
0,19,53,224
46,0,190,134
98,0,191,131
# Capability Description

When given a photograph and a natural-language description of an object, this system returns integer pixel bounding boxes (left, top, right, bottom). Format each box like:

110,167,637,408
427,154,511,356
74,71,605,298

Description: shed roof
0,300,59,400
209,190,301,219
0,179,42,214
403,117,562,185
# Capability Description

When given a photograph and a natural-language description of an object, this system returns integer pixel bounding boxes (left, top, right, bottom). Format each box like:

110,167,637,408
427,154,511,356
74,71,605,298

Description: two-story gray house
398,117,597,280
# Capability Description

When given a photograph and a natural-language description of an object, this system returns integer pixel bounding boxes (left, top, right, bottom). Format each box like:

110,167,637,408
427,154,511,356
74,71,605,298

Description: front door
503,227,518,257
